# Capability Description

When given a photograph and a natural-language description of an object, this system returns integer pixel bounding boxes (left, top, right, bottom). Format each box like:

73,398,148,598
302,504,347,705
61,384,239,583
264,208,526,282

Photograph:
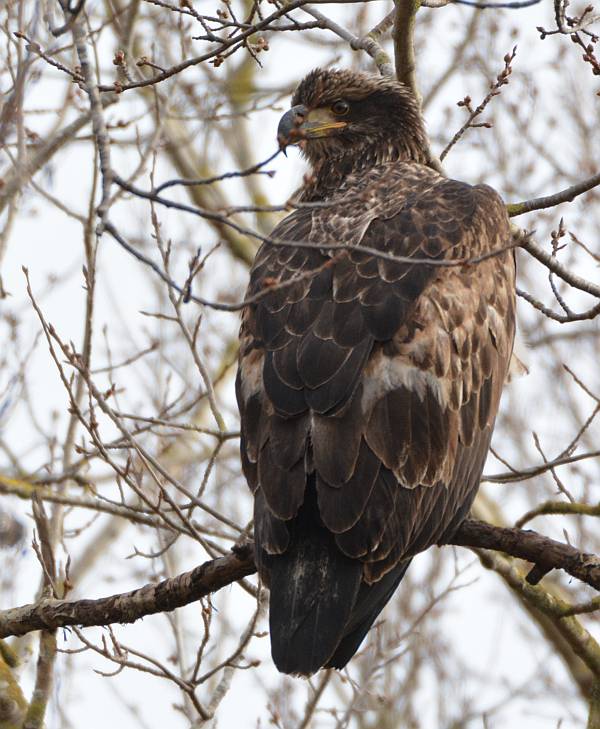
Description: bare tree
1,0,600,726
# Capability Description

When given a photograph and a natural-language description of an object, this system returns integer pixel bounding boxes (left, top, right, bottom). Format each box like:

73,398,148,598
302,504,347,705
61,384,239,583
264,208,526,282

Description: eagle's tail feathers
324,559,411,669
268,523,362,676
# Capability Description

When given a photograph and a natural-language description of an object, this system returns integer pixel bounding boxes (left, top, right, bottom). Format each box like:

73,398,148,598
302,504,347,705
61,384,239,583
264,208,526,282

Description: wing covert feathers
237,160,516,674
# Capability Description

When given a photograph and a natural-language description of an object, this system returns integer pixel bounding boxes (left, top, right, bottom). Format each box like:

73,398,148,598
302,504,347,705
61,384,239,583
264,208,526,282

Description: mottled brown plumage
236,68,516,675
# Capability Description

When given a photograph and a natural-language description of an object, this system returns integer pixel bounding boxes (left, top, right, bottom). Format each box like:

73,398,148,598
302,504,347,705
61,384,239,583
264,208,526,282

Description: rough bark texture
451,520,600,590
0,523,598,639
0,543,255,638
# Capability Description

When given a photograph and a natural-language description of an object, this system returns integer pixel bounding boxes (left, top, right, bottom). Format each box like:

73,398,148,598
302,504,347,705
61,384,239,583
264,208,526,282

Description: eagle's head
277,68,428,172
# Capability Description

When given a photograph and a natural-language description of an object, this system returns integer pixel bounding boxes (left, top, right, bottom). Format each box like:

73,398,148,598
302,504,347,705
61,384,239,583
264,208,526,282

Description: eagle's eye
331,100,350,116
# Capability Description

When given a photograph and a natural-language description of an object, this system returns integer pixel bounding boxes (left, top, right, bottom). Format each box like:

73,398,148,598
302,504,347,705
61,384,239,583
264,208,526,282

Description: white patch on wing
487,307,509,357
507,330,529,381
361,351,448,412
239,349,265,402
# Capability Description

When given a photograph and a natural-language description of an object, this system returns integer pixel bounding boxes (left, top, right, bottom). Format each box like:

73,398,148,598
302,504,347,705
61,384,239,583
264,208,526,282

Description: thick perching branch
0,543,256,639
1,520,598,640
451,520,600,590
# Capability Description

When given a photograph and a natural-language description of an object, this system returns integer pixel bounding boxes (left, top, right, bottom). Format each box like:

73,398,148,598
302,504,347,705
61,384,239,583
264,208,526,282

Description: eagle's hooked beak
277,104,348,153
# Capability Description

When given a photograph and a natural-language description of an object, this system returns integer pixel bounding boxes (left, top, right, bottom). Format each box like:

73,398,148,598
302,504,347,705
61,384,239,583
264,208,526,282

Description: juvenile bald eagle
236,69,516,676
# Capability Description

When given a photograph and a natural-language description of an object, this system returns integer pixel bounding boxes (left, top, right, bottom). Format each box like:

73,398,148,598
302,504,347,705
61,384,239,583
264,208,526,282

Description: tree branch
393,0,420,101
301,6,395,76
517,234,600,301
475,549,600,680
0,543,256,639
451,520,600,588
0,97,116,217
507,170,600,217
1,520,598,640
392,0,443,172
69,12,113,226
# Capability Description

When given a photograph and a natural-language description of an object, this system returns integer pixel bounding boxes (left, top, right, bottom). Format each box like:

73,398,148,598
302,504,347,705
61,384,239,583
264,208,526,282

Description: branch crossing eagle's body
236,69,516,675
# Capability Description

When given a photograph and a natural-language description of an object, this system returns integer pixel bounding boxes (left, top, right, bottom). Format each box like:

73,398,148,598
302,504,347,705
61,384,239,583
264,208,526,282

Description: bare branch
301,6,395,76
393,0,420,100
441,47,517,161
69,11,113,224
1,520,599,640
508,170,600,217
0,543,255,639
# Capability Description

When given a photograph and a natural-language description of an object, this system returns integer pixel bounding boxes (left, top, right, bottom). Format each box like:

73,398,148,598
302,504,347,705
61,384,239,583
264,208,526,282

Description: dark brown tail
264,488,410,675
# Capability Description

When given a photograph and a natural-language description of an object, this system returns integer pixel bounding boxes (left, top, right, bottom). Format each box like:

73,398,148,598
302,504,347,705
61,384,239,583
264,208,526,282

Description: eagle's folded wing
237,169,515,584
